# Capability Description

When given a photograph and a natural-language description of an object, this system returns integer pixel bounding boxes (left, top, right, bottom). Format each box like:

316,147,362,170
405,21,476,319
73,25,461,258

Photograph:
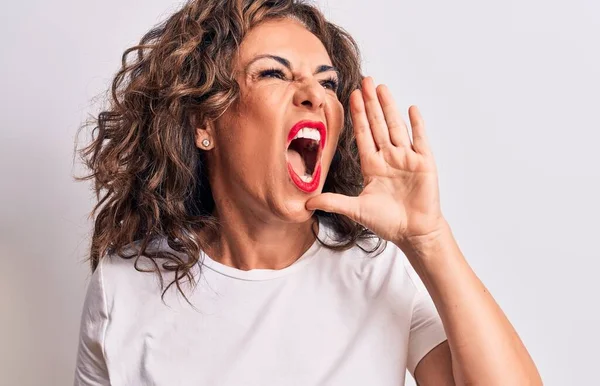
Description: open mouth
286,120,326,193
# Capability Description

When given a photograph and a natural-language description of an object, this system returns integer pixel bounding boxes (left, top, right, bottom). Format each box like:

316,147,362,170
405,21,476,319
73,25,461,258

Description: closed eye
259,68,286,80
321,77,339,92
259,68,339,92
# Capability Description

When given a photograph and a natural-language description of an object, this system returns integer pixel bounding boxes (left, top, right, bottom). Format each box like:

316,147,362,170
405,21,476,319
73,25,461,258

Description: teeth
300,174,314,183
293,127,321,142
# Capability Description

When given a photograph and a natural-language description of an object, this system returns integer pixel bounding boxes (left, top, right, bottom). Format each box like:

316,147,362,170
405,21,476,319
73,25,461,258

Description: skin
196,17,543,386
196,17,343,270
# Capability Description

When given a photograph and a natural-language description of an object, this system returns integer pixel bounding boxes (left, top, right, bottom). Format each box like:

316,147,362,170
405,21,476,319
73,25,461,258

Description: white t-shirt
74,219,447,386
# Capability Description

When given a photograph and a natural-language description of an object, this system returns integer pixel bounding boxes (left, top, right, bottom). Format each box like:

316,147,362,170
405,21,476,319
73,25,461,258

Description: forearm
396,221,542,385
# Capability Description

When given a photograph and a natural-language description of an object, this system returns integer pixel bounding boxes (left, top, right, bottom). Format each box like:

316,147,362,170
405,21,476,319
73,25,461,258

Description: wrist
394,219,456,261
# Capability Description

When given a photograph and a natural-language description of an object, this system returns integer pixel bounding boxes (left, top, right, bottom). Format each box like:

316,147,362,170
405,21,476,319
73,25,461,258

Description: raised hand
306,77,447,245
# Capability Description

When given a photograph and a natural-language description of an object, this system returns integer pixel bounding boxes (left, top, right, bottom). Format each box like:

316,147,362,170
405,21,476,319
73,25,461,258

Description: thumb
305,193,360,220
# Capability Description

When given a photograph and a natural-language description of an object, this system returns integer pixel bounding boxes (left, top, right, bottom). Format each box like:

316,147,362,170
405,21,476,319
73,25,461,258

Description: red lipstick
286,120,326,193
287,120,327,150
287,163,322,193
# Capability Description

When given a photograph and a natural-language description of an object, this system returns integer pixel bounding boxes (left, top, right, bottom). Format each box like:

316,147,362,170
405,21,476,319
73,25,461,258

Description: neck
200,205,319,271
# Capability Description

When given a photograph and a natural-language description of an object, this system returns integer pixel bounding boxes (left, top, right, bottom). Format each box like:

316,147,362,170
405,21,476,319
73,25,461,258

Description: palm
306,77,445,244
353,139,441,242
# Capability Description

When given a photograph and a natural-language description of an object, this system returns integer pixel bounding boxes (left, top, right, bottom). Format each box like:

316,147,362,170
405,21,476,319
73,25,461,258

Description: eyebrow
245,54,340,77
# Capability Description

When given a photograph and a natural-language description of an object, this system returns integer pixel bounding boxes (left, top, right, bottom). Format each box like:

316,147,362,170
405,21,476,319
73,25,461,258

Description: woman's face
200,17,344,222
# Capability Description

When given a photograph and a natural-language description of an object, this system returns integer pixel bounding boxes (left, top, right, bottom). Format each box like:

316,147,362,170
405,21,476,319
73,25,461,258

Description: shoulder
75,252,114,383
98,237,199,304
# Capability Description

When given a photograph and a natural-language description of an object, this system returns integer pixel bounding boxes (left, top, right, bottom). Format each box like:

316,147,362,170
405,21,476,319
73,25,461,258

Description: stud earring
201,139,210,147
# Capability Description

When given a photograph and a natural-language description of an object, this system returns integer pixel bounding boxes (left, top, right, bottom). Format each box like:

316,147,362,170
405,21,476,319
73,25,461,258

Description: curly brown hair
76,0,382,305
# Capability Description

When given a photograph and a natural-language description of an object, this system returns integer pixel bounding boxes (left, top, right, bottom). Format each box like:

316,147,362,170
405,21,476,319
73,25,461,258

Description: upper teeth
293,127,321,142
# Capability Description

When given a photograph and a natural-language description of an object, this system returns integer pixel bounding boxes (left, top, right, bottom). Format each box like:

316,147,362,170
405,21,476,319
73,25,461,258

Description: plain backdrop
1,0,598,385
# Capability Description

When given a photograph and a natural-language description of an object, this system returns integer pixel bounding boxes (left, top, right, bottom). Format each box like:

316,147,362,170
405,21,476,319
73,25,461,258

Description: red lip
286,120,326,193
287,163,322,193
287,120,327,150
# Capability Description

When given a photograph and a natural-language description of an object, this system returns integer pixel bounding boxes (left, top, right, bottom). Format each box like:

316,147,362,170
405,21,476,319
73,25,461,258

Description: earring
201,139,210,147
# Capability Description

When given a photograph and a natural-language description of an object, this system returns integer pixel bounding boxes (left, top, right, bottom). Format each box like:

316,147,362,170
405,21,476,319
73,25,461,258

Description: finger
376,84,411,148
361,77,392,149
408,106,432,156
350,88,377,160
305,193,360,221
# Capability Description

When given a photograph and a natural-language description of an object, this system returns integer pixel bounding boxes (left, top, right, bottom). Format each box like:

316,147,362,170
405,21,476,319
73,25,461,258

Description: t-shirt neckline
198,218,327,281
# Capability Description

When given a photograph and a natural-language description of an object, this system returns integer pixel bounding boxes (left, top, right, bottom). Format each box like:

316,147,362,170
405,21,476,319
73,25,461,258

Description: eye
258,68,339,92
258,68,286,80
321,77,339,92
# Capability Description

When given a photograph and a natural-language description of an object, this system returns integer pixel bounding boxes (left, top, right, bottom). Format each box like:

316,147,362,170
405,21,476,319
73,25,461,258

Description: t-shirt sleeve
73,257,110,386
404,257,448,376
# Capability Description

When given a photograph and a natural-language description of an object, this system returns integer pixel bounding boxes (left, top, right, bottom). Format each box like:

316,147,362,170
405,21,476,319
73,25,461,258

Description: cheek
216,95,283,169
327,100,345,144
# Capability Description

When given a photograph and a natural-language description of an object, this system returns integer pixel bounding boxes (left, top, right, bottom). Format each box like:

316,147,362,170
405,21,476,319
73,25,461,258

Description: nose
293,78,326,111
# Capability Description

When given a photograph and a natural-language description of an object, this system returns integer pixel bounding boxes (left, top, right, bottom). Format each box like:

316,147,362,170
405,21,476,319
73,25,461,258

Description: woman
74,0,542,385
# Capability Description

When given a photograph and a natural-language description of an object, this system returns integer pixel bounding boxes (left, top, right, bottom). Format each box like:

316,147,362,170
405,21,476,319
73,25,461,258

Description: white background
1,0,598,384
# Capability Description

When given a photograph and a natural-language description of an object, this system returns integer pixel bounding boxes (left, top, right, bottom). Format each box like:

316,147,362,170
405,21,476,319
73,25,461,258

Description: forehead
236,18,332,68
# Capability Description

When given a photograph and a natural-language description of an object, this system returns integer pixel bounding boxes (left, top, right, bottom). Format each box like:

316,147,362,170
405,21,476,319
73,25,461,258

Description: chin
277,195,317,223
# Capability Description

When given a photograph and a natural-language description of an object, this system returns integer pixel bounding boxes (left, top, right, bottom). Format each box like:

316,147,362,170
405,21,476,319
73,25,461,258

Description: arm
397,220,542,386
414,340,456,386
304,76,542,385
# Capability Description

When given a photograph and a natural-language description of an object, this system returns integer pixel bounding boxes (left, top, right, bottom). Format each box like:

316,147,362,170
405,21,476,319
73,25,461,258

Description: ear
193,117,215,150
